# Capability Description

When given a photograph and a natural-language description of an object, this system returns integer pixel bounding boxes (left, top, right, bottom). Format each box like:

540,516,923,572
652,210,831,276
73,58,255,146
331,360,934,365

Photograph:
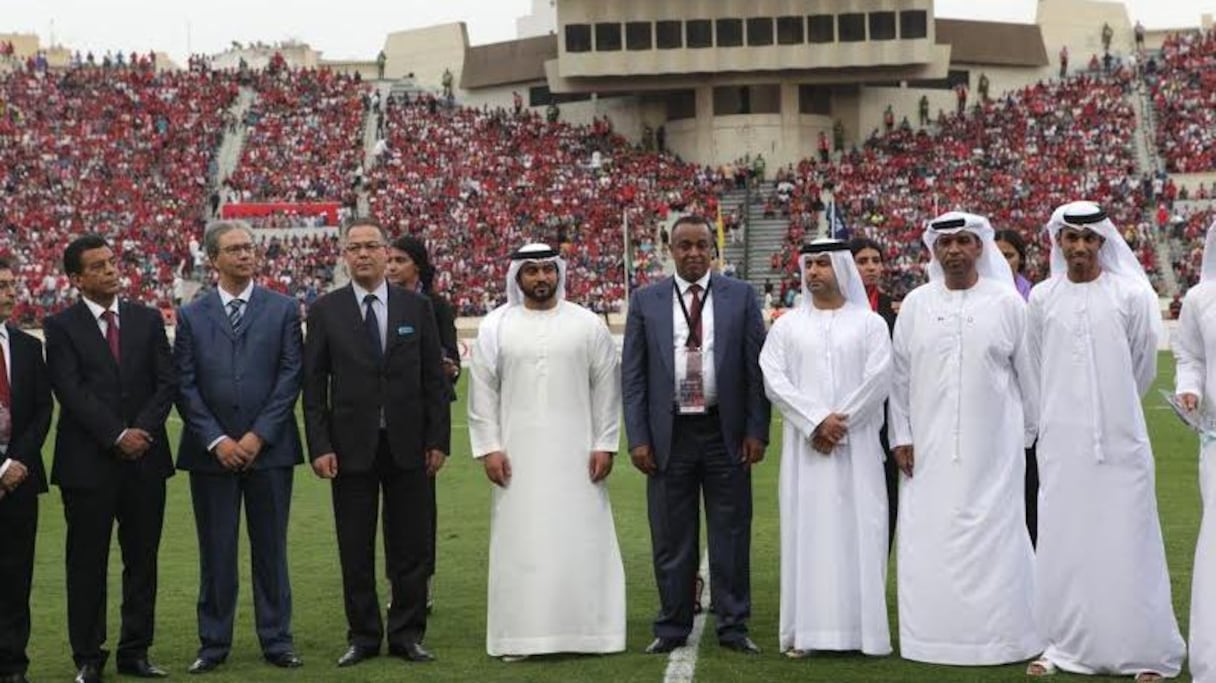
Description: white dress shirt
351,280,389,427
672,272,717,407
207,282,256,452
351,280,389,351
81,297,128,446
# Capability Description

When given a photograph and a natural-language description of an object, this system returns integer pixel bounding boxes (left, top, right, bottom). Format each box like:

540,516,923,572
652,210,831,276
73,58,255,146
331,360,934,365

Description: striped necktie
228,298,245,331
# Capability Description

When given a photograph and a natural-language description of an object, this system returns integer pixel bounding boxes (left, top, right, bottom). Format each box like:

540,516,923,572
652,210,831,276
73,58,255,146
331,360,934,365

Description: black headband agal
930,217,967,231
800,241,851,255
510,247,560,261
1061,208,1108,226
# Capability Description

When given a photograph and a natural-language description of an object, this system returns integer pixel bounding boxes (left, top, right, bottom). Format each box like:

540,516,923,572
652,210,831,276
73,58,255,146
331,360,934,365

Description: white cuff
207,435,228,452
114,428,128,446
0,458,11,478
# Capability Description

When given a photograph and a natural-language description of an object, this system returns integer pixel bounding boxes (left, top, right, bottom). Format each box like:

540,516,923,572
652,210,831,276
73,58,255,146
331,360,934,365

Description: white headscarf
1045,201,1153,289
475,242,568,373
798,238,868,310
1200,216,1216,284
922,211,1016,289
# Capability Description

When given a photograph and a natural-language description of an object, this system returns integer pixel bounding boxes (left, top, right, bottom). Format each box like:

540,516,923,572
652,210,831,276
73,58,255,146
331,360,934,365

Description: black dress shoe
720,637,761,655
117,658,169,678
74,663,102,683
264,651,303,668
336,646,378,668
389,642,435,663
187,657,222,674
645,637,687,654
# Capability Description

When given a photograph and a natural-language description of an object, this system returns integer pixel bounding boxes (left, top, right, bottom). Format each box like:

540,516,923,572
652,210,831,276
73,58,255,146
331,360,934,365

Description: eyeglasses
345,242,385,254
221,244,256,255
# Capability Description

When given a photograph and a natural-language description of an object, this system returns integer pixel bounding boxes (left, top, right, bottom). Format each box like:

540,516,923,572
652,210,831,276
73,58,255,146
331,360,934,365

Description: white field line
662,550,711,683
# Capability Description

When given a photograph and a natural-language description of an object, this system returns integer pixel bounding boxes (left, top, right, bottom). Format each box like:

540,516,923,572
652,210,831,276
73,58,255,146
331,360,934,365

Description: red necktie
102,310,120,363
686,284,704,350
0,338,10,409
0,337,11,442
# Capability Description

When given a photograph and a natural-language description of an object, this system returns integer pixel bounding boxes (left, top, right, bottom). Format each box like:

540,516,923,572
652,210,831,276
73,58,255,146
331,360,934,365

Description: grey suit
174,286,303,661
622,273,770,643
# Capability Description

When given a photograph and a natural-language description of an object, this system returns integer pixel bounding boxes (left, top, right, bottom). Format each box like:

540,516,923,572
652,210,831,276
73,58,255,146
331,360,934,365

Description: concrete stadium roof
459,18,1048,90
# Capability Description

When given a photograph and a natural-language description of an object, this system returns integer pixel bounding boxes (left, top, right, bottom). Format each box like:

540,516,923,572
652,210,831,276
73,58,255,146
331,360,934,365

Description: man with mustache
623,215,770,656
1025,202,1184,681
888,212,1041,666
468,243,625,662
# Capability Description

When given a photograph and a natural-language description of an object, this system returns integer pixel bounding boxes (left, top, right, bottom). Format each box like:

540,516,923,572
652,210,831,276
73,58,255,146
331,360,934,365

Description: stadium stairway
735,181,792,297
212,86,256,204
1127,77,1180,295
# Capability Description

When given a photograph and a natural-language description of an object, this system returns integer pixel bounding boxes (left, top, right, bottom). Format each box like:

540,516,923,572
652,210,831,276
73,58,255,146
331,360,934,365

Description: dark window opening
900,10,928,39
808,15,835,43
777,16,805,45
687,19,713,48
713,84,780,115
666,90,696,120
530,86,592,107
838,14,866,42
798,85,832,115
869,12,896,41
565,24,592,53
747,17,774,46
595,23,622,51
716,18,743,47
626,22,652,50
656,20,683,49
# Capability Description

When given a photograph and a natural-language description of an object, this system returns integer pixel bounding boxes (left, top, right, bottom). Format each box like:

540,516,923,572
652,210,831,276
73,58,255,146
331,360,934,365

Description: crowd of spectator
767,71,1154,300
0,62,236,324
225,68,368,207
365,94,725,315
1151,28,1216,173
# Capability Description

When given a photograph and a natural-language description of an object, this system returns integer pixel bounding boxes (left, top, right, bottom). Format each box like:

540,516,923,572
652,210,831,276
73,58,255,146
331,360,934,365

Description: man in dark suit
387,235,459,612
0,258,53,683
303,220,450,667
622,216,771,655
174,221,304,674
850,237,900,551
44,234,176,683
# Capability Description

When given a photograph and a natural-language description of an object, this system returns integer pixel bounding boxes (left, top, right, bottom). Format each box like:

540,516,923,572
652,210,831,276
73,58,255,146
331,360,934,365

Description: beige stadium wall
382,23,468,90
459,83,663,144
1036,0,1134,63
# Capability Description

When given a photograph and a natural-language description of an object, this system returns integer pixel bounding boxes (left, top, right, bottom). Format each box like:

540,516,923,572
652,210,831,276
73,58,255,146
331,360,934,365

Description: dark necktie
363,294,383,362
228,298,245,331
102,310,120,363
686,283,704,349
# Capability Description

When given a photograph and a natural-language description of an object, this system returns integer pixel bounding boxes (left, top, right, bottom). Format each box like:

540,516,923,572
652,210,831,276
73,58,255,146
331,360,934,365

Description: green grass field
19,353,1203,682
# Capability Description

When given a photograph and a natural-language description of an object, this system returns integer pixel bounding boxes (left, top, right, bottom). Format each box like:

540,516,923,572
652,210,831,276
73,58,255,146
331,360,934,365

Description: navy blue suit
174,286,303,662
622,273,770,643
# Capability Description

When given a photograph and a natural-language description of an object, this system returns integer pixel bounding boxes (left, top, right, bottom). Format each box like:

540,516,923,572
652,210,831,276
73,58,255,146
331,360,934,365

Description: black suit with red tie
0,324,53,679
44,299,176,671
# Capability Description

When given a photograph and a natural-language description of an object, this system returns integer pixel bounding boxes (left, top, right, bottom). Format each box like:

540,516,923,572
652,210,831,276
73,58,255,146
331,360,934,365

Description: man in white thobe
1027,201,1185,680
889,212,1041,665
467,243,626,661
760,239,892,658
1174,219,1216,683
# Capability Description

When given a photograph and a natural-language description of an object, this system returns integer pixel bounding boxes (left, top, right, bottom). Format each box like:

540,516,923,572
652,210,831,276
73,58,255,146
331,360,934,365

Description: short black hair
670,215,713,240
342,218,388,242
64,234,111,276
993,229,1027,274
848,237,884,261
0,256,12,271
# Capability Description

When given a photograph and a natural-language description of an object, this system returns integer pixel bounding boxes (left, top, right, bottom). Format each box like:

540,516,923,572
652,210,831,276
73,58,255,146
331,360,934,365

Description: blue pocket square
397,325,415,336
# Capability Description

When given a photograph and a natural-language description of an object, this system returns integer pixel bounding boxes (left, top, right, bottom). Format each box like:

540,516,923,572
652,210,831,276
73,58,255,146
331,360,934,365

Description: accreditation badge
678,348,707,415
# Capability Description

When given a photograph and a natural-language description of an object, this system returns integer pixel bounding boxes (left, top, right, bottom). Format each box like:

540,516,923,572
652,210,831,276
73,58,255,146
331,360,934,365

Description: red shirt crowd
1152,28,1216,173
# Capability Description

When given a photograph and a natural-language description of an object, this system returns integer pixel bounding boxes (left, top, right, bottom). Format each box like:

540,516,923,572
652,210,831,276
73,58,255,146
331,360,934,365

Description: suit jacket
876,290,898,337
622,273,771,469
303,283,450,472
3,324,53,494
429,292,460,400
45,299,177,489
174,286,304,473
